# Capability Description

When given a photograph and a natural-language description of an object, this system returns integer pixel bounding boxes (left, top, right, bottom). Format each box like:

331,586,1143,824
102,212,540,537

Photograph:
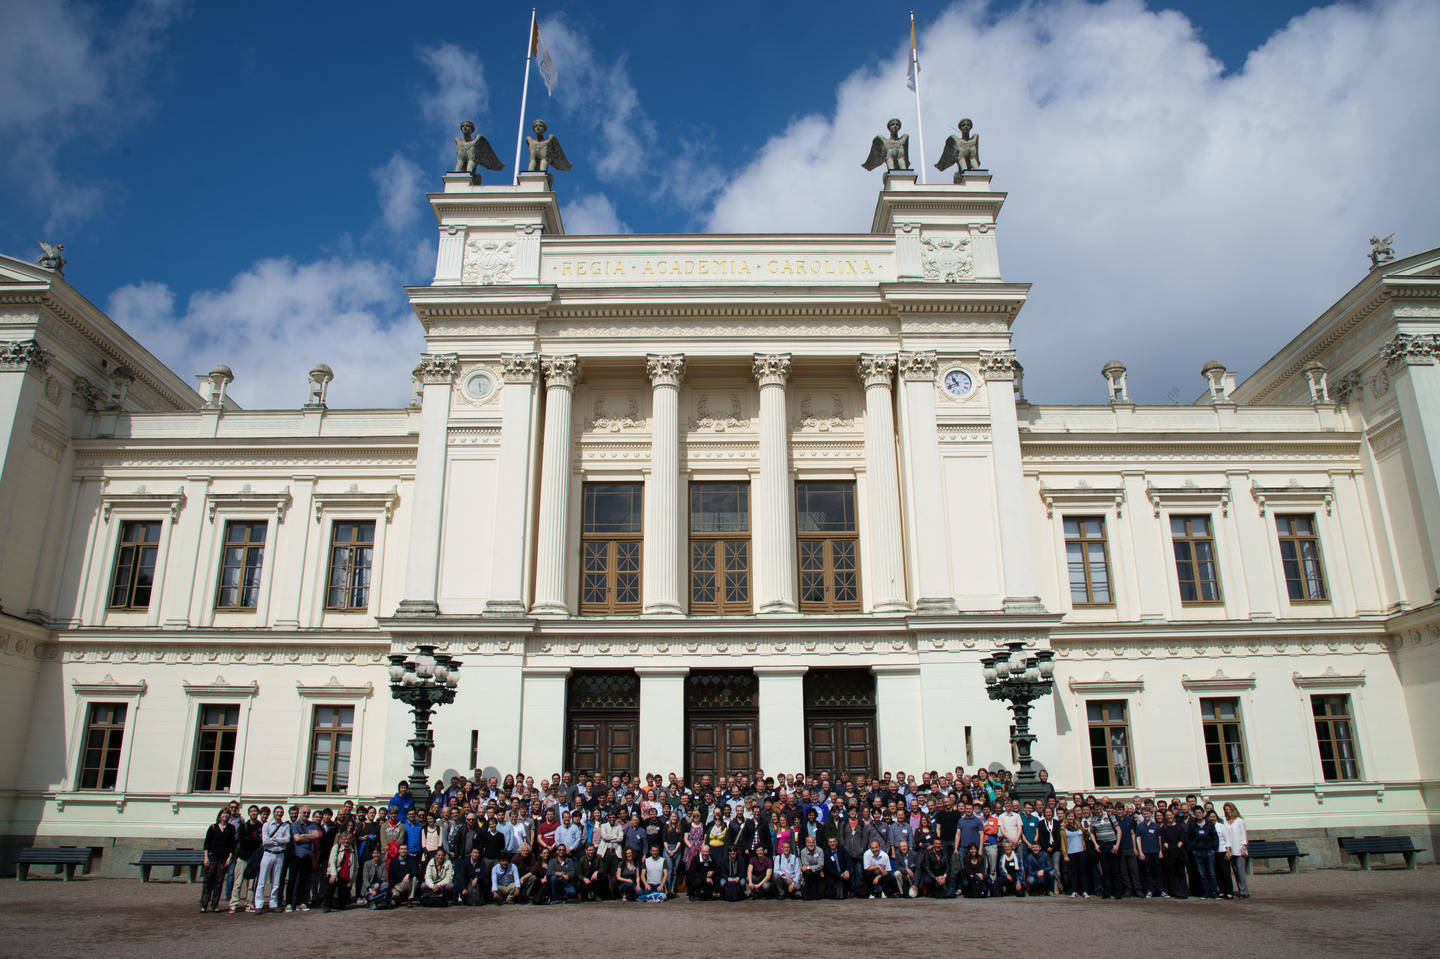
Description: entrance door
566,671,639,778
804,669,877,777
686,671,759,781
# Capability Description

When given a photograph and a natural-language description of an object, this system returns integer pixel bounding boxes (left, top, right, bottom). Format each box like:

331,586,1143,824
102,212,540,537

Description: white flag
533,20,558,95
906,17,919,91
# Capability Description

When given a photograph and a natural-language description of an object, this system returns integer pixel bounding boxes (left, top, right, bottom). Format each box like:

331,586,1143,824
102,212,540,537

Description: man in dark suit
687,845,719,901
822,836,852,899
720,846,746,902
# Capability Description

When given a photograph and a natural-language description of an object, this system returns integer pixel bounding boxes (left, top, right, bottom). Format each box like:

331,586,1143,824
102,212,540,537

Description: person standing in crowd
799,835,826,900
1223,802,1250,899
286,806,321,912
1211,809,1235,899
200,809,236,913
321,831,355,912
252,804,289,913
1161,809,1188,900
1136,805,1164,898
1062,811,1091,899
1188,806,1220,898
228,805,263,913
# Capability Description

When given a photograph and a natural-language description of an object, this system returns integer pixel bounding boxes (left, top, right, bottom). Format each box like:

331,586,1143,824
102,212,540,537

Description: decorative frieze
588,393,644,432
0,338,51,373
413,352,459,385
792,391,854,431
690,393,748,432
977,349,1018,381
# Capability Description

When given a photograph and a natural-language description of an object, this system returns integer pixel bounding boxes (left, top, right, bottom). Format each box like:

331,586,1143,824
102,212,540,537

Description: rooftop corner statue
862,118,910,172
935,118,982,181
35,240,66,276
525,118,572,179
1369,233,1396,269
452,120,504,178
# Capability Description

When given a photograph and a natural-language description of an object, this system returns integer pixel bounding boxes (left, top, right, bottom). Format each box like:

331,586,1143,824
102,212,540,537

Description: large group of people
197,765,1253,914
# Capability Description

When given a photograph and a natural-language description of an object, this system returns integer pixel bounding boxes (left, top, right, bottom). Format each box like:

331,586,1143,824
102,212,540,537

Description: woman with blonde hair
1223,802,1249,899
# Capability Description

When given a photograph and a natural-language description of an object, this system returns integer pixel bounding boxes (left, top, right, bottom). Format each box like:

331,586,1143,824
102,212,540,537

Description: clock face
943,368,974,397
464,371,494,400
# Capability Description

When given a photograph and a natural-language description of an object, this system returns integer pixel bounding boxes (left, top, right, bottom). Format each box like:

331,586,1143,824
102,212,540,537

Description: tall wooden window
581,483,643,614
796,481,860,613
108,520,162,609
1171,515,1222,604
1200,697,1248,784
325,521,374,610
78,702,127,789
1065,517,1112,606
1276,514,1327,601
689,483,751,614
191,704,240,792
308,705,354,794
216,520,267,609
1311,694,1359,782
1086,700,1133,788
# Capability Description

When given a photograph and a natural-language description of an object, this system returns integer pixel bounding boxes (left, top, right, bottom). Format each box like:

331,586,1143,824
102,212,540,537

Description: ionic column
980,349,1042,610
898,351,955,612
858,354,908,612
644,354,685,615
396,352,458,617
754,354,797,614
531,355,579,616
486,354,541,615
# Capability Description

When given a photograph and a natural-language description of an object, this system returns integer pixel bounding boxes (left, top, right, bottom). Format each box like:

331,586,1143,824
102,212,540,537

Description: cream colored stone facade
0,169,1436,870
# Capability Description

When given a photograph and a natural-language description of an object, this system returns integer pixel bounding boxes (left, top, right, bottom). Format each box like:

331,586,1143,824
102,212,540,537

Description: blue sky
3,0,1438,407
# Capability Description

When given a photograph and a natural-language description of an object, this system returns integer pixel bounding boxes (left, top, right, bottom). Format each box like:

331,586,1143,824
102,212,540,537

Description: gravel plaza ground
2,866,1437,959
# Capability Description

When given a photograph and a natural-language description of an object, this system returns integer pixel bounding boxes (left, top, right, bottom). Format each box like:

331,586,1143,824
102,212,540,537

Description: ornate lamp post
981,641,1056,803
387,644,459,812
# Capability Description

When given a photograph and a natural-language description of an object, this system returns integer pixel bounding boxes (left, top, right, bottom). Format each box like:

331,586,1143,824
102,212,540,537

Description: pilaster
897,351,955,612
519,666,571,774
857,354,908,611
756,666,808,771
637,666,690,776
872,664,925,773
486,354,541,615
979,349,1042,611
532,355,580,616
1383,334,1440,591
396,352,457,617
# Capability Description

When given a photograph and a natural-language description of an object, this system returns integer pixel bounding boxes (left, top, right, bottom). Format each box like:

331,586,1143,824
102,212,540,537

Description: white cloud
0,0,185,231
108,257,425,409
703,0,1440,402
417,42,488,129
372,152,426,234
562,193,631,235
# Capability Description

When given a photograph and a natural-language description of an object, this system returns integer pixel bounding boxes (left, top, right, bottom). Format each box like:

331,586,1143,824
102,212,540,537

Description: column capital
753,353,792,387
857,353,897,388
541,354,580,389
413,352,459,385
978,349,1019,381
897,350,937,382
0,338,51,374
645,353,686,388
1382,332,1439,369
501,352,541,383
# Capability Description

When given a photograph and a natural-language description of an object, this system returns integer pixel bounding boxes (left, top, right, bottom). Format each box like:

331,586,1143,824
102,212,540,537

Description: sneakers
284,905,294,913
298,904,311,912
1070,892,1078,899
1144,893,1153,899
229,906,237,913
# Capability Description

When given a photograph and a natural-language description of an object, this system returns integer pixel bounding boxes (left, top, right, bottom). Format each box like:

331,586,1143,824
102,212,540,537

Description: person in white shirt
641,845,670,897
773,841,802,898
1223,802,1250,899
997,799,1024,850
252,805,290,913
862,839,897,898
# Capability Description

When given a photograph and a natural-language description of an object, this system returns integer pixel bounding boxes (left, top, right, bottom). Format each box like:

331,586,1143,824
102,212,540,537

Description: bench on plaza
16,845,93,881
132,848,205,882
1337,835,1425,870
1246,839,1307,873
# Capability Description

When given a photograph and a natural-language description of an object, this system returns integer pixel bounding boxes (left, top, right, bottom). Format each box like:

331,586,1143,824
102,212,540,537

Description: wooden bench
133,848,206,883
1246,839,1307,873
16,846,93,881
1337,835,1425,870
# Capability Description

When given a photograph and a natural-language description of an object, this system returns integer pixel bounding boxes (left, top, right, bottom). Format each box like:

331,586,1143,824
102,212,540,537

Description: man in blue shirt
1020,801,1042,856
286,806,321,912
954,803,984,858
1136,807,1164,898
389,781,414,822
1116,803,1142,899
403,808,424,876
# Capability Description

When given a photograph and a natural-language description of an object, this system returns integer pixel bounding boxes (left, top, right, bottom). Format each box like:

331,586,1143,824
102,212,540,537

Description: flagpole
910,11,927,185
512,7,537,184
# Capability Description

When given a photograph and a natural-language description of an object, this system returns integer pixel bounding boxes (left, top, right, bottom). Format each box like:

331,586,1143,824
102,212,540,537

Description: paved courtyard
3,867,1437,958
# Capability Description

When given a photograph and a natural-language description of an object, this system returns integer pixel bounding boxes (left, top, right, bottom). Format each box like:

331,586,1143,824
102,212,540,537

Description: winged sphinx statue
454,120,504,177
1369,233,1396,268
36,240,66,275
935,118,982,181
526,118,572,178
862,118,910,172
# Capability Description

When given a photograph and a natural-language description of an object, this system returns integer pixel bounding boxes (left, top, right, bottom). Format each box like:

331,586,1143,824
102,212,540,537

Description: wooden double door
687,714,758,781
805,714,876,778
568,712,638,778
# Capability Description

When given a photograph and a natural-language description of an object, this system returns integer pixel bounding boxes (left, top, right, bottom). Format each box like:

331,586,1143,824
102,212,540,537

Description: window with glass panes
215,520,266,609
581,483,643,614
1064,517,1112,606
1086,700,1133,788
191,704,240,792
1311,694,1360,781
1276,514,1327,601
308,705,354,794
689,483,751,614
1200,697,1248,784
78,702,127,789
325,521,374,610
108,520,162,609
1171,515,1222,604
796,481,860,613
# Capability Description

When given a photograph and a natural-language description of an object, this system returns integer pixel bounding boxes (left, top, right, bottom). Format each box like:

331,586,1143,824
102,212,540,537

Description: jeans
1193,849,1219,897
547,875,575,902
666,852,682,893
983,844,999,884
253,851,285,909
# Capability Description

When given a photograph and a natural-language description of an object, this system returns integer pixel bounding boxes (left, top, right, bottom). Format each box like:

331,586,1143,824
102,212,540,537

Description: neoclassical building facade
0,168,1436,871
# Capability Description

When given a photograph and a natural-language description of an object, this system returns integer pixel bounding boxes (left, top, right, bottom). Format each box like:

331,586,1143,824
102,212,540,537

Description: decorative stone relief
541,355,580,389
752,353,792,386
501,353,540,383
0,339,51,372
856,353,896,388
413,352,459,385
645,354,686,388
461,236,516,285
919,233,974,282
691,393,748,431
588,393,644,432
1381,332,1439,368
978,349,1018,381
792,391,854,431
1331,370,1363,406
897,351,937,381
1368,369,1390,399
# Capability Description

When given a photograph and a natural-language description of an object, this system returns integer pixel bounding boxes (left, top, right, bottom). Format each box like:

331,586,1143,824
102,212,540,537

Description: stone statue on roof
454,120,504,177
935,118,981,181
36,240,66,275
526,119,572,179
1368,233,1396,269
862,118,910,172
